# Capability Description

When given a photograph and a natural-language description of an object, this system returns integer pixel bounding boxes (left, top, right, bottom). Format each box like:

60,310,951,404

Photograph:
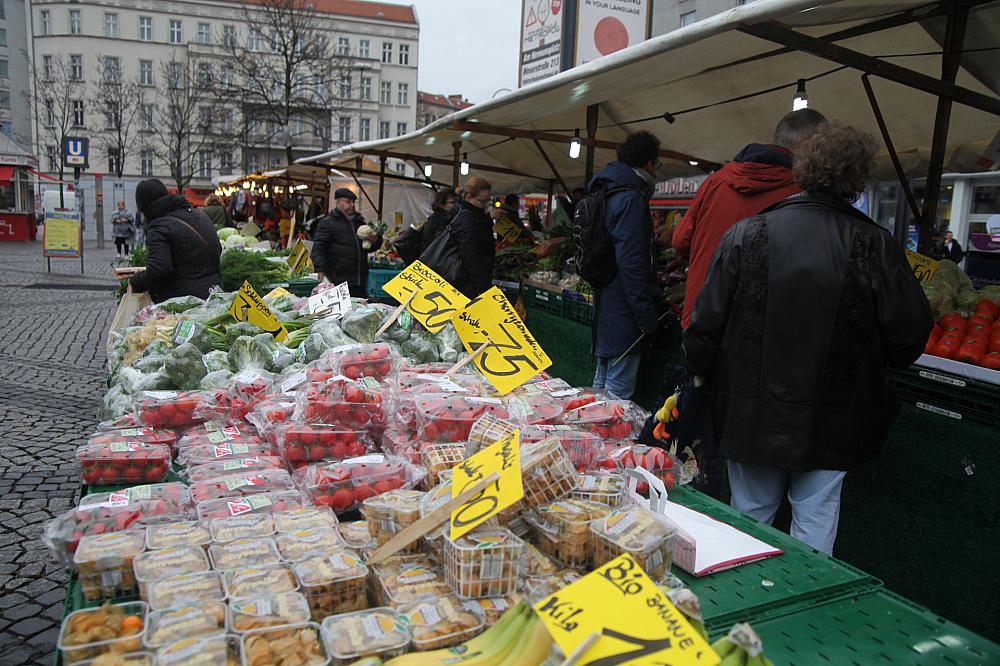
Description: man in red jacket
673,109,827,328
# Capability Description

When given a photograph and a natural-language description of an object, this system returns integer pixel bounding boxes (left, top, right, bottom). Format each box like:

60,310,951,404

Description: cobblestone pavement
0,239,120,665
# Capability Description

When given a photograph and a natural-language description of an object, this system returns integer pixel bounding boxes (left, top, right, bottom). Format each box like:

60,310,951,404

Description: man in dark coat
130,179,222,303
683,124,933,554
943,230,965,263
590,131,661,400
311,188,381,298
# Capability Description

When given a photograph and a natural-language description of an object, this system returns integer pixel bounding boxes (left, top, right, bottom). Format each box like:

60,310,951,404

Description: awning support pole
452,141,461,189
861,74,923,248
585,104,599,185
352,157,380,216
377,158,386,221
546,180,554,229
533,139,570,195
920,3,970,251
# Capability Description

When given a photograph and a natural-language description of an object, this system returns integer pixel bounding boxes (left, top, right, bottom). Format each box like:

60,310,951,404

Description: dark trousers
114,238,130,255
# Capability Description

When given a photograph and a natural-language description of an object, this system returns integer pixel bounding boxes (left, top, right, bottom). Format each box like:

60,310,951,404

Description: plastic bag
339,304,385,343
225,322,260,347
293,455,426,513
203,350,230,373
229,335,275,372
158,295,205,314
324,343,400,381
171,320,215,354
312,319,357,348
164,342,208,389
401,336,439,365
200,369,233,390
433,323,465,364
274,423,373,469
299,332,330,364
271,344,297,372
98,385,133,421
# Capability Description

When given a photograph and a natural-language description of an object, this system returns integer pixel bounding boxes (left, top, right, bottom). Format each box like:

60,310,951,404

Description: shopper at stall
202,194,233,229
420,187,458,254
590,131,661,400
673,109,827,328
943,230,965,264
111,201,136,259
129,179,223,302
311,188,382,298
683,123,933,554
436,176,497,299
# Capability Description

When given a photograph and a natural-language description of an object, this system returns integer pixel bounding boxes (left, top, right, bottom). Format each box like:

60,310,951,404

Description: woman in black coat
129,179,223,303
448,177,496,299
420,187,458,254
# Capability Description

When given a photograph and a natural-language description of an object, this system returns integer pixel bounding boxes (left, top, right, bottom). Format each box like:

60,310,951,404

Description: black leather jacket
311,209,380,296
684,192,933,471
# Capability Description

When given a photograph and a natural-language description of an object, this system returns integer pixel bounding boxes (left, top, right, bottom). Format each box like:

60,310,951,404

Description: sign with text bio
535,554,719,666
905,249,940,283
450,430,523,541
453,286,551,395
230,280,288,341
383,260,470,333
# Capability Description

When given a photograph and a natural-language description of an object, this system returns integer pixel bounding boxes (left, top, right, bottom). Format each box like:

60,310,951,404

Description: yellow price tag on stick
230,280,288,342
287,238,311,275
449,430,523,541
905,249,940,283
453,286,551,395
535,554,719,666
382,260,470,333
493,216,522,243
264,286,293,300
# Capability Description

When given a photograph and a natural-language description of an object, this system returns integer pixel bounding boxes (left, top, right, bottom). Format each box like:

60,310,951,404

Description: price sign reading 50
382,260,470,333
449,430,523,541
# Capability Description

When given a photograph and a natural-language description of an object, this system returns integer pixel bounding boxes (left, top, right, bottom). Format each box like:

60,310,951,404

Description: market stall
0,135,38,242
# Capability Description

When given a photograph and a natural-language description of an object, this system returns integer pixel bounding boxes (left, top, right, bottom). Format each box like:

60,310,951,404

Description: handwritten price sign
905,249,940,283
230,280,288,341
535,554,719,666
449,430,523,541
453,286,551,395
382,260,470,333
493,216,523,243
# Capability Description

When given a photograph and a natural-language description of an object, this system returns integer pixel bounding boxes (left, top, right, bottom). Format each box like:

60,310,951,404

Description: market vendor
311,188,382,298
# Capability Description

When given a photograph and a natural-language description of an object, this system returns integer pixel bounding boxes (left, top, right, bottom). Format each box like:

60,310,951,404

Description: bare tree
151,59,216,192
25,51,87,182
218,0,352,166
93,54,144,179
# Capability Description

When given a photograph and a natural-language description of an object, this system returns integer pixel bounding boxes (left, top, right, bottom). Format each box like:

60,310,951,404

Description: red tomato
352,483,375,502
980,352,1000,370
331,489,354,510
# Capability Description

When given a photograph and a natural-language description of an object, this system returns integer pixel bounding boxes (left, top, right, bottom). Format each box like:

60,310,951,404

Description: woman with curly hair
683,123,933,554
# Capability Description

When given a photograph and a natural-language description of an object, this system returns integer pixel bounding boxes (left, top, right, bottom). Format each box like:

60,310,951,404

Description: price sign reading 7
453,286,551,395
382,260,470,333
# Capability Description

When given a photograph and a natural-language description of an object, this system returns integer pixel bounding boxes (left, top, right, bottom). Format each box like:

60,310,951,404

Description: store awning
0,166,14,186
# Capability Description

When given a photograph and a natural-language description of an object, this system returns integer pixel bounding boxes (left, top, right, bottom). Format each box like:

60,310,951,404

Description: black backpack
572,185,631,288
393,224,424,266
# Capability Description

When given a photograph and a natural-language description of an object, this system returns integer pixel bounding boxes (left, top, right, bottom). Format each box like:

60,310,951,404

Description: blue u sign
63,136,89,168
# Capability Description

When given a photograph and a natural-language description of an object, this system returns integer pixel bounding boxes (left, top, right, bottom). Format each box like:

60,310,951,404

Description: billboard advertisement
519,0,564,87
574,0,650,66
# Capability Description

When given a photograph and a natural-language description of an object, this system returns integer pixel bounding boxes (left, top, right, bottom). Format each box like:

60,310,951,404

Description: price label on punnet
382,260,470,333
230,280,288,342
449,430,523,541
453,286,551,395
535,554,719,666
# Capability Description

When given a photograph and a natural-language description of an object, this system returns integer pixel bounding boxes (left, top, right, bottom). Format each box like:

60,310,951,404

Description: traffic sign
63,137,89,168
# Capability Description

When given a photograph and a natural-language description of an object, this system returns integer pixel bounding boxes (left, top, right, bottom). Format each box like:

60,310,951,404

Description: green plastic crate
523,283,564,316
668,486,879,633
891,365,1000,426
492,279,521,304
563,295,594,324
286,278,320,297
750,589,1000,665
522,306,596,387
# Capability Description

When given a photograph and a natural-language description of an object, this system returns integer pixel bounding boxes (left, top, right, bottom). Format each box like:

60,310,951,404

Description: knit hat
135,179,169,215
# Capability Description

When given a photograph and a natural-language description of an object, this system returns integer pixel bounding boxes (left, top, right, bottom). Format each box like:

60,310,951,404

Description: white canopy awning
298,0,1000,193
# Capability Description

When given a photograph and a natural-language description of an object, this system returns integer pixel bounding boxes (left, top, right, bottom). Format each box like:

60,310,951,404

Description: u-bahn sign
63,136,89,169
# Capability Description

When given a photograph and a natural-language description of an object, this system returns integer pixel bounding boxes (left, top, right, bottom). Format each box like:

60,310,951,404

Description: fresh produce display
272,506,339,533
222,563,298,598
208,537,282,571
146,571,224,611
525,499,611,569
145,520,212,550
274,423,371,468
209,513,276,543
591,507,677,581
362,489,426,551
229,592,312,633
76,441,171,486
274,526,345,562
321,607,410,664
293,456,424,513
155,634,240,666
415,395,510,443
143,601,227,649
292,551,369,618
133,546,210,599
239,622,328,666
442,527,526,598
57,601,145,665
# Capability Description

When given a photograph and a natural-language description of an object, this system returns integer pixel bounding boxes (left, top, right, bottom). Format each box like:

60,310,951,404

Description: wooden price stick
559,632,601,666
373,290,416,341
446,341,495,376
366,471,500,565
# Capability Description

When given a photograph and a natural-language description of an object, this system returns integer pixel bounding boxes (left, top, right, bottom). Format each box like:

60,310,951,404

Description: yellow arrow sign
230,280,288,341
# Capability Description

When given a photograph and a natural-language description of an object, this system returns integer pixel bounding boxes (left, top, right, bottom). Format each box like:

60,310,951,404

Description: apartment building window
168,61,183,88
359,39,370,59
139,60,153,86
140,103,154,131
105,103,121,129
360,77,371,101
338,117,351,143
103,56,121,82
337,37,350,55
169,20,182,44
40,10,51,35
72,100,85,127
140,150,153,176
270,30,280,54
196,62,213,87
379,81,391,104
70,55,83,81
0,91,9,109
220,65,234,87
378,121,389,139
69,10,81,35
0,29,6,47
399,44,410,66
246,152,260,172
107,150,121,175
197,22,211,44
219,151,235,173
198,105,212,131
359,118,370,141
223,24,235,47
680,11,697,27
339,74,351,98
0,59,8,78
42,55,53,81
48,145,59,171
381,42,392,63
219,110,233,132
198,151,212,178
139,16,152,41
396,122,407,136
104,13,119,38
44,100,55,127
397,83,408,106
248,28,262,52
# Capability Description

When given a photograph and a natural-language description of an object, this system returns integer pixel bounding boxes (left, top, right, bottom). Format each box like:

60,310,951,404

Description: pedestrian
111,201,136,258
135,210,146,247
420,187,458,254
442,176,497,299
310,188,382,298
203,194,233,229
929,231,945,260
587,131,662,400
673,109,827,329
683,123,933,554
943,230,965,263
129,179,223,303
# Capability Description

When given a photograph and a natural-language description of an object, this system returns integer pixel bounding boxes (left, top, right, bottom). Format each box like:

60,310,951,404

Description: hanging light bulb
569,129,582,159
460,153,470,176
423,163,433,178
793,78,809,110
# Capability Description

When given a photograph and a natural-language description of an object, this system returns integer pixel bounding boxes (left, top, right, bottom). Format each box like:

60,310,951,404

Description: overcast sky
393,0,522,103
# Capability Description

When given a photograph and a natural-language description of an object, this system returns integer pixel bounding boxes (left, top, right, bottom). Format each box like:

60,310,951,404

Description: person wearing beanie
310,187,382,297
129,178,223,302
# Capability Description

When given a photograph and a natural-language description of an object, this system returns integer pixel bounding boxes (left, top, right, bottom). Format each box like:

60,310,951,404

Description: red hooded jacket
673,143,801,328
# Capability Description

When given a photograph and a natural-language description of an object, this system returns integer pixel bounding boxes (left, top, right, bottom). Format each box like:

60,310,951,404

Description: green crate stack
891,365,1000,426
563,295,594,325
367,268,401,302
285,278,320,297
491,279,521,304
521,306,595,387
522,283,565,316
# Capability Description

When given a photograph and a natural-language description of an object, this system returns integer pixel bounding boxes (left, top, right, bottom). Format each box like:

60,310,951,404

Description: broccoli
163,342,208,389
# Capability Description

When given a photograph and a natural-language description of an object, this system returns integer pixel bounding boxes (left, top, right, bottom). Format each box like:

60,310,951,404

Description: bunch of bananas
711,624,775,666
379,602,552,666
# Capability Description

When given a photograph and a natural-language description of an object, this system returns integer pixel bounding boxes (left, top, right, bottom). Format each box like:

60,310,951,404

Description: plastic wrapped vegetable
401,336,439,365
298,332,329,364
132,353,167,374
229,335,275,372
433,323,465,364
312,319,357,349
226,322,260,347
203,350,230,373
158,295,205,314
99,386,133,421
339,305,385,343
271,344,297,372
163,342,208,390
200,369,233,390
170,320,214,353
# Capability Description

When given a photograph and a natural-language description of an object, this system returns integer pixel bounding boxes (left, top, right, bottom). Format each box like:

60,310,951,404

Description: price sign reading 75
382,260,470,333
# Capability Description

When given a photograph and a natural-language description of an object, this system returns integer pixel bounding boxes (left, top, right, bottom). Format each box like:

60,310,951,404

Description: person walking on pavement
673,109,827,329
111,201,136,258
683,123,933,554
311,188,382,298
202,194,233,229
129,179,223,302
590,131,662,400
943,230,965,264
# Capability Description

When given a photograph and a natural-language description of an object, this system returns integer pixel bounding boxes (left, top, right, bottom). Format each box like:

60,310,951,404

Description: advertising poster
43,211,82,258
520,0,564,86
574,0,651,66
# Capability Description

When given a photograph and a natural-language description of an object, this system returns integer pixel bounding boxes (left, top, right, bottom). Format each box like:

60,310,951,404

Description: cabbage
200,370,233,390
225,234,247,248
203,350,230,373
163,342,208,389
229,334,278,372
242,235,258,247
340,304,385,343
218,227,238,240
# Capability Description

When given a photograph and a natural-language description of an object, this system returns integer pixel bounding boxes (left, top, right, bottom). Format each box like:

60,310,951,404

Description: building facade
651,0,755,35
416,91,471,129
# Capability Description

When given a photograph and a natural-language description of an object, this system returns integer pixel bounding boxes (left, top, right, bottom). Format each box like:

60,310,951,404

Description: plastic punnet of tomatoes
134,391,220,430
321,342,400,381
76,440,171,486
526,426,605,472
606,445,683,493
274,423,372,469
190,468,296,504
86,427,179,450
415,394,510,444
520,436,580,508
381,427,425,465
176,423,263,455
79,483,191,515
293,455,425,514
195,490,307,522
557,399,647,439
362,489,426,552
506,393,564,426
292,552,368,620
185,456,286,484
245,399,297,437
73,530,146,602
226,368,275,422
177,442,279,470
396,371,483,430
294,377,388,432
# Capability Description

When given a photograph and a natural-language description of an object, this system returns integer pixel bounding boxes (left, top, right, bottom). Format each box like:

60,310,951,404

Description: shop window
971,185,1000,215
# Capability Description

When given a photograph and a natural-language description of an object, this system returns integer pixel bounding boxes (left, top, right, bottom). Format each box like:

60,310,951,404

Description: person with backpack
581,131,662,400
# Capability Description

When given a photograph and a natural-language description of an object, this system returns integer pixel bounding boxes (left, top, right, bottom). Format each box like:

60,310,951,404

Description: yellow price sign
287,239,312,275
535,554,719,666
382,260,470,333
906,249,940,283
453,286,551,395
450,430,523,541
264,286,293,300
493,216,522,243
230,280,288,341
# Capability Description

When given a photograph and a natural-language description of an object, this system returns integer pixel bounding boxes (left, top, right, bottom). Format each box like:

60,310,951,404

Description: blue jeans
593,352,642,400
728,460,846,555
